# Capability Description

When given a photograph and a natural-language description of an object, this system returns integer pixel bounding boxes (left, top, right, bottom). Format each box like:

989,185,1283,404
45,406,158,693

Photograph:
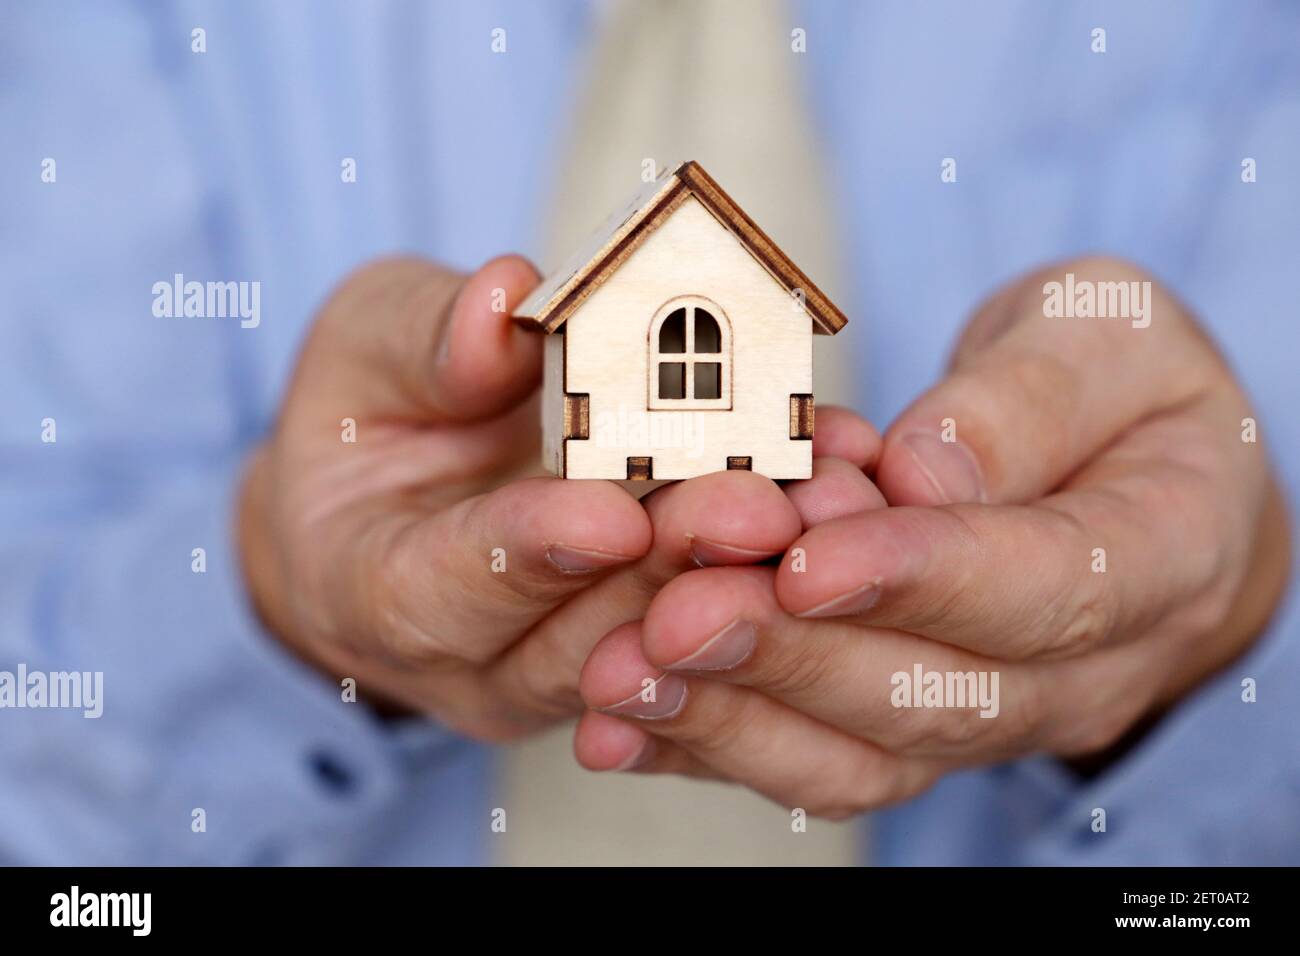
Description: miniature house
513,160,847,483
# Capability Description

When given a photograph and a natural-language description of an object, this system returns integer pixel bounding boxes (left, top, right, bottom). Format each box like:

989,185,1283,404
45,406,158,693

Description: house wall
559,196,814,481
541,331,565,475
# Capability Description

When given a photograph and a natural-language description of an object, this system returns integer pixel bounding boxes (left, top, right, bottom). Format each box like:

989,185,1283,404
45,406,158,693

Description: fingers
876,257,1224,506
811,405,882,470
774,502,1135,661
773,402,886,529
473,403,885,725
784,456,886,529
482,470,804,716
773,503,1102,659
639,566,1049,760
577,623,938,817
427,255,545,421
776,433,1239,663
574,710,721,779
324,477,652,665
478,406,885,709
485,441,888,720
644,470,804,571
579,575,1172,768
293,254,543,426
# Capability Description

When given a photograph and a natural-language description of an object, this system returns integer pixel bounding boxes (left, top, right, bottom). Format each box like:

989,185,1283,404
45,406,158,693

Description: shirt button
308,750,358,797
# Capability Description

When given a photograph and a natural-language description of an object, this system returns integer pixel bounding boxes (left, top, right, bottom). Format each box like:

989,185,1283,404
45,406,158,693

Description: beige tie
502,0,860,866
542,0,857,407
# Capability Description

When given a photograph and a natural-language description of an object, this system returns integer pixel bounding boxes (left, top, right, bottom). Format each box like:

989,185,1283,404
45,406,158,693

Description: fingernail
688,535,777,568
900,432,986,504
612,738,658,772
796,581,882,619
597,674,688,720
545,545,637,573
665,620,757,672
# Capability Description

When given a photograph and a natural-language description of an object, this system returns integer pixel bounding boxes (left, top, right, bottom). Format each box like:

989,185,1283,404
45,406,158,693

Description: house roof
512,160,848,335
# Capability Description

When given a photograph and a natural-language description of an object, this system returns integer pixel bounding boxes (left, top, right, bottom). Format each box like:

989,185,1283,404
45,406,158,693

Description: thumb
293,254,542,425
875,258,1214,506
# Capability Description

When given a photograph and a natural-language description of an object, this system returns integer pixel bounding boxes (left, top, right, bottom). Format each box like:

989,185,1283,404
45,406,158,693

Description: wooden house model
513,161,847,483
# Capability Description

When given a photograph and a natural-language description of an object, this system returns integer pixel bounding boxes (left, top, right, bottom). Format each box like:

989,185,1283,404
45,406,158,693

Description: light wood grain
515,160,847,336
540,332,566,475
527,162,852,481
557,196,814,481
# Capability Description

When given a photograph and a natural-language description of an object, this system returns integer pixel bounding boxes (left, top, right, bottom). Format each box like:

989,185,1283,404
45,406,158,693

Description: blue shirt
2,0,1297,864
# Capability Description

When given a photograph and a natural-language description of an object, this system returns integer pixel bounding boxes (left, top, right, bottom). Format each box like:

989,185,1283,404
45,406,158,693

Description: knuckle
1036,507,1119,657
880,694,944,751
1065,255,1222,363
493,566,579,616
930,707,986,749
799,770,879,820
373,588,456,663
490,553,551,603
805,749,917,818
822,758,935,816
667,688,757,755
874,720,934,757
940,353,1082,490
1171,582,1237,643
313,256,460,375
757,637,839,699
453,710,548,744
996,353,1082,471
961,672,1046,760
1048,681,1152,757
369,526,465,663
1003,673,1049,749
1059,713,1129,758
897,667,1038,758
1053,597,1113,654
510,656,579,720
439,675,560,743
317,256,430,328
884,758,946,811
1067,254,1150,285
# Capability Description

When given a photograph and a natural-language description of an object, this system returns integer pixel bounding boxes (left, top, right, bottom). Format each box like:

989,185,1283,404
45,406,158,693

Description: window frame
647,296,733,410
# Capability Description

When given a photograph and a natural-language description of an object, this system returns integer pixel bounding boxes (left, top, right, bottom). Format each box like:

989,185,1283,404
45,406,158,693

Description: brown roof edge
675,161,847,335
513,160,848,335
515,179,692,334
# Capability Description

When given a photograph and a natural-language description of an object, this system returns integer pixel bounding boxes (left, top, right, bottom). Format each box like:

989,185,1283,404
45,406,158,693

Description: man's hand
574,257,1291,816
238,256,884,742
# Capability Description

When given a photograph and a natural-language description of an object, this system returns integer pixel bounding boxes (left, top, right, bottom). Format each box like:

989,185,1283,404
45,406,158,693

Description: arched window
648,297,732,409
